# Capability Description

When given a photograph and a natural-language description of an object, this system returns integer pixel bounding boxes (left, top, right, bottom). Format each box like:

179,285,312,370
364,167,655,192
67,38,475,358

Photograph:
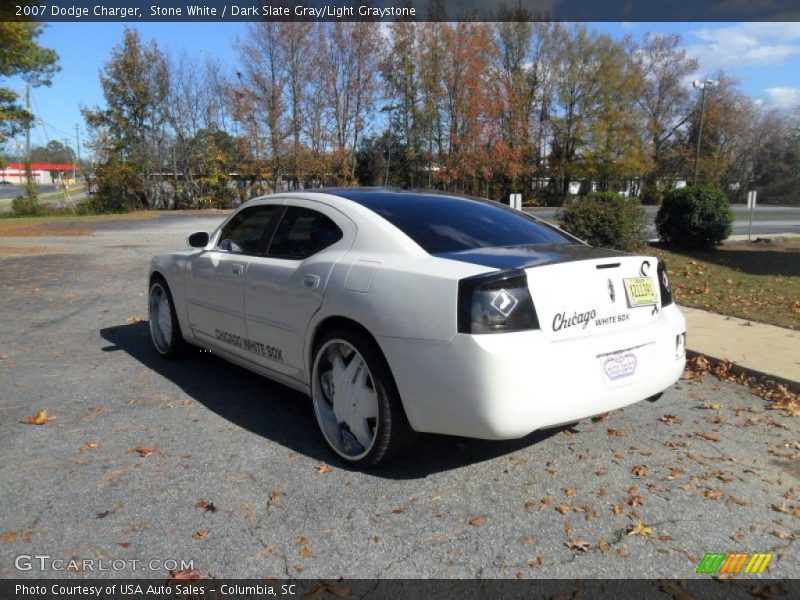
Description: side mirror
187,231,209,248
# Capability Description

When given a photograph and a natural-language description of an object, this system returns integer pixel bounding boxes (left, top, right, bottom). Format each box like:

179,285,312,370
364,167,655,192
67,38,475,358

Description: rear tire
311,328,414,467
148,277,188,358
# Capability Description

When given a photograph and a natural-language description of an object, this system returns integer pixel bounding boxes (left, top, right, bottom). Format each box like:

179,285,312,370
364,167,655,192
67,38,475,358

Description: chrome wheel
149,282,173,355
312,339,380,460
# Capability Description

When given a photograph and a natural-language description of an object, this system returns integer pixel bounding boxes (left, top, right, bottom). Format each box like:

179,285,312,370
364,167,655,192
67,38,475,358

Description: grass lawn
651,237,800,330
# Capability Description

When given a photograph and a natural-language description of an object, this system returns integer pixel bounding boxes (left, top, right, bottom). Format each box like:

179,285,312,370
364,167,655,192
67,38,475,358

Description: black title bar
2,579,799,600
3,0,800,22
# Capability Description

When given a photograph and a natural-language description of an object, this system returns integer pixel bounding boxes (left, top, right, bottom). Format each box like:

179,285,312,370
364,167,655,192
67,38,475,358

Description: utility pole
692,79,718,186
24,84,32,189
75,124,82,182
63,137,71,187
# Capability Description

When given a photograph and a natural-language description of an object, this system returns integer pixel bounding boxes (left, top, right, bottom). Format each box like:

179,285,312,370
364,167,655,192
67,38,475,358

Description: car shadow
100,322,561,479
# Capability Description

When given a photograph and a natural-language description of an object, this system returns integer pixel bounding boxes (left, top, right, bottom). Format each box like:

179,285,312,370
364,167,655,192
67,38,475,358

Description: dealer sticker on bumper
602,351,638,381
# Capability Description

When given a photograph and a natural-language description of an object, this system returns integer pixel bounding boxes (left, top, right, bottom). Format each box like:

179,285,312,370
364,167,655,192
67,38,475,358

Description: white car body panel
149,190,686,440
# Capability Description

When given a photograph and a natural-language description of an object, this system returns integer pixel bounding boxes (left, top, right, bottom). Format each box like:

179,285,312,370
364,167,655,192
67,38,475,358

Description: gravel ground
0,214,797,580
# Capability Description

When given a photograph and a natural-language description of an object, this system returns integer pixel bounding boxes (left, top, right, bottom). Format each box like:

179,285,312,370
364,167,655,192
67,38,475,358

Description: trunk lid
524,252,662,341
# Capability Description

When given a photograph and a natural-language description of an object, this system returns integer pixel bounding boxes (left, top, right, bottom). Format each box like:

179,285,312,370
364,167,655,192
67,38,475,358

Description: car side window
217,205,280,255
267,207,343,260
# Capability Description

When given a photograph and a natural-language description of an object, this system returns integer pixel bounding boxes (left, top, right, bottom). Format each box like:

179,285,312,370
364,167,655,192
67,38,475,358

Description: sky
4,21,800,160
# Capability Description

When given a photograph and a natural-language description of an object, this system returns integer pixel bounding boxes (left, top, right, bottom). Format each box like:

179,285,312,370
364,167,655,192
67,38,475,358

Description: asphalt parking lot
0,214,797,579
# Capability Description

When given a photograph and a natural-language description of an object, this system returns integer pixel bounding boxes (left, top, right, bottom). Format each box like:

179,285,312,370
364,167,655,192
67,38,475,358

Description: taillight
657,259,673,307
457,270,540,334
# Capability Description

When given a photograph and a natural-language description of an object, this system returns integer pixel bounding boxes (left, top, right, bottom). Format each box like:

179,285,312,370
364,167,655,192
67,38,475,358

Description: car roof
313,187,497,210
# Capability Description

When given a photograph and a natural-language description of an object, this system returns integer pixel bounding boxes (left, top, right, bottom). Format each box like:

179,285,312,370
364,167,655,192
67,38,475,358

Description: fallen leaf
659,414,683,425
772,529,793,540
391,508,404,515
296,536,309,546
126,316,144,324
96,501,123,519
556,505,571,515
595,468,607,476
267,488,281,507
79,441,98,452
592,413,610,422
632,465,648,477
607,427,623,437
628,495,645,507
127,446,154,457
469,517,486,526
316,462,331,474
598,538,609,554
529,556,544,568
701,401,723,411
299,546,313,558
698,432,721,442
658,534,674,541
627,521,653,537
667,468,684,480
541,497,553,505
169,569,202,580
731,533,746,542
192,529,207,540
727,495,749,506
703,490,724,500
23,410,56,425
563,488,577,497
524,501,535,510
194,499,217,513
612,505,623,516
565,539,590,552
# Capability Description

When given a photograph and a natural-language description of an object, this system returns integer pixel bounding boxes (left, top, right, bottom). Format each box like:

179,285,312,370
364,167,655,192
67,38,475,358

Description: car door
184,204,283,352
244,201,355,380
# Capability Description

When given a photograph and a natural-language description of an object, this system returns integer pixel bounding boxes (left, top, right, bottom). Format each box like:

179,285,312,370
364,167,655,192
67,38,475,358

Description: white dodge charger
148,189,686,466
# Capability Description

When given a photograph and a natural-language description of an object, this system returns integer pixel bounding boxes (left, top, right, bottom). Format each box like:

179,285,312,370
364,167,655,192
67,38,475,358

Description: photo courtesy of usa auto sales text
15,584,298,596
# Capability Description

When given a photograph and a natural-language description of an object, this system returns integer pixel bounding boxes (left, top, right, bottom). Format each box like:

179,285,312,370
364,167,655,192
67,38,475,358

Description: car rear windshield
347,192,575,254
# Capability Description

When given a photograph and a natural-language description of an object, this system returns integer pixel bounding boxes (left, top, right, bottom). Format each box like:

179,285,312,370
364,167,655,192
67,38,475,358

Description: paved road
525,205,800,237
0,215,797,579
0,184,59,199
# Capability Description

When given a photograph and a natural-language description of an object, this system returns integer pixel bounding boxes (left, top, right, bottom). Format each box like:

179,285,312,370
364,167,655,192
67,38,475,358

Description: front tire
148,277,188,358
311,329,413,466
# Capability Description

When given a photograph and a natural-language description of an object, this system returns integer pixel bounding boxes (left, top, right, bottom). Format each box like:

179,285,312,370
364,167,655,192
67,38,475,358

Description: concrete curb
686,349,800,393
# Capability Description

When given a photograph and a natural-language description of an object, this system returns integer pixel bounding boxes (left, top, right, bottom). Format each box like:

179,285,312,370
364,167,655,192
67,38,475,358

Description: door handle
231,264,244,275
302,274,320,288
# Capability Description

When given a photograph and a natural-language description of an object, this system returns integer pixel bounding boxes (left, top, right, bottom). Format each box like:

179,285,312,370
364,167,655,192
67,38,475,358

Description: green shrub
11,195,45,217
655,185,733,249
639,185,663,206
556,191,648,252
87,160,143,213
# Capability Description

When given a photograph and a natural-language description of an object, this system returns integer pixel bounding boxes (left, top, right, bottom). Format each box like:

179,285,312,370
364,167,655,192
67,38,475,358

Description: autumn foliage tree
81,24,800,211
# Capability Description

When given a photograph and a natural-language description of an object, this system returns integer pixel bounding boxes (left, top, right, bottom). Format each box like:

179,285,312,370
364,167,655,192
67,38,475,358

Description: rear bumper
378,304,686,439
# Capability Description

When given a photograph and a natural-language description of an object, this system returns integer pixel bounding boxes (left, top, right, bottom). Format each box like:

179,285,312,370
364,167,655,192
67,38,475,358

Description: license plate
601,350,638,381
623,277,657,306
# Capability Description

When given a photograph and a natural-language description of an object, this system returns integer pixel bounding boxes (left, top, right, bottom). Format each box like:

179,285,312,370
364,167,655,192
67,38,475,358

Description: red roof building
0,163,78,185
